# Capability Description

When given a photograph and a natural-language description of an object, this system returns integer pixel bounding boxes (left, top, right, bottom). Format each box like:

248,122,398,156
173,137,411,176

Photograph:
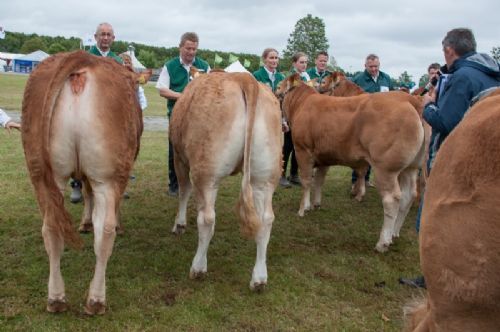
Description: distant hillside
0,31,264,71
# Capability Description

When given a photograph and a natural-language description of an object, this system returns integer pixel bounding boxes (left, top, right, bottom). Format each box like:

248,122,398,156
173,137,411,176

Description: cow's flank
406,88,500,331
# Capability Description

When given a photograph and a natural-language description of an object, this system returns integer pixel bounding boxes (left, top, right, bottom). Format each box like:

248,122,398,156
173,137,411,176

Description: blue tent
13,50,49,73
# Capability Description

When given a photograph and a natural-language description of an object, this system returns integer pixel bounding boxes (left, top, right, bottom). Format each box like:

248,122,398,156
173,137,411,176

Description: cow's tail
237,75,261,238
35,51,93,248
403,297,431,331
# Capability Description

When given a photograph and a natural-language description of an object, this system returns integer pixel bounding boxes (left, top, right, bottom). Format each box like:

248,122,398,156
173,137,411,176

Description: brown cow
21,50,143,314
169,72,282,290
276,74,425,252
405,88,500,331
320,72,431,203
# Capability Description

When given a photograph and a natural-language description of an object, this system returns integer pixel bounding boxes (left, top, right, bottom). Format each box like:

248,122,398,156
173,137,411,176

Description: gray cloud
1,0,499,83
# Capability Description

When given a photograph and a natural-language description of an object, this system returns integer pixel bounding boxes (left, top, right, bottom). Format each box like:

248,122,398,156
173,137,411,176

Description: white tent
12,50,50,73
224,60,250,73
0,59,6,72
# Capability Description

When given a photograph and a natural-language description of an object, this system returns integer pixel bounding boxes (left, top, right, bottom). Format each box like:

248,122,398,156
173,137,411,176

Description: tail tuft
403,297,430,332
237,181,261,238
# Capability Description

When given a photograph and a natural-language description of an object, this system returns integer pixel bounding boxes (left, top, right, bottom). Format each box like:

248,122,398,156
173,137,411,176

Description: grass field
0,72,423,331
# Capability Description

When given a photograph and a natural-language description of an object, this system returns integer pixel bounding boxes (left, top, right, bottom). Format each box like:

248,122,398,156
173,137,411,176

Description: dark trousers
351,166,371,184
168,140,178,190
283,131,298,177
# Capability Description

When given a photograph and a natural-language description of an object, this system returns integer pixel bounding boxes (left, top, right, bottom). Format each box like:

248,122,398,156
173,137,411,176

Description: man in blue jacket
400,27,500,289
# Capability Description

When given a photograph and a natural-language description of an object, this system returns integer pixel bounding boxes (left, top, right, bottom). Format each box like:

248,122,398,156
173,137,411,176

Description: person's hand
5,120,21,133
282,122,290,132
423,90,436,106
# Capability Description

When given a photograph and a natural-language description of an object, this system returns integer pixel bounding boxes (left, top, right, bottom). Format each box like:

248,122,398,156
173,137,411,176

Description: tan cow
276,74,425,252
21,50,143,314
405,88,500,331
169,72,282,290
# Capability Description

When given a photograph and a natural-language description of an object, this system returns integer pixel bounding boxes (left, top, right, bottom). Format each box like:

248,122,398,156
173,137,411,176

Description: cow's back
23,51,142,184
292,92,423,168
171,73,258,177
419,90,500,329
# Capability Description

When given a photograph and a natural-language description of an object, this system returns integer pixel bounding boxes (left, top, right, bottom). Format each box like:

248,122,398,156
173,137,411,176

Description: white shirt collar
96,46,109,57
264,66,276,81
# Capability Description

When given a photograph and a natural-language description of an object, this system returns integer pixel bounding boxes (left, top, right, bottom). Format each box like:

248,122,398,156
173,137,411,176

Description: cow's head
137,69,152,85
189,66,209,80
318,71,346,94
275,73,303,100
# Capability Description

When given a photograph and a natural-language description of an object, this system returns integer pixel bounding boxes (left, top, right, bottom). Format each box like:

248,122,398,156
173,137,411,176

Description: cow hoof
298,210,305,217
84,298,106,315
375,243,389,253
189,270,207,280
171,224,186,235
250,281,267,293
313,204,321,210
354,195,363,202
79,223,93,233
47,298,68,313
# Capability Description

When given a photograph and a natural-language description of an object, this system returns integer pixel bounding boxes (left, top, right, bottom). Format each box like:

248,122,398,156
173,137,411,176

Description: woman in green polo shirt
278,52,310,187
252,48,285,92
253,48,293,188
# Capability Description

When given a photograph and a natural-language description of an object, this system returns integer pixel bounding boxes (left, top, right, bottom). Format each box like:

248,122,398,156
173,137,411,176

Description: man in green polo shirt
307,51,331,85
70,22,124,204
156,32,209,197
350,53,394,188
88,22,122,64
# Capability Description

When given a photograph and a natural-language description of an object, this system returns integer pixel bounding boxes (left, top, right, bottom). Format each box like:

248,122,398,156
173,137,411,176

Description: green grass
0,72,424,331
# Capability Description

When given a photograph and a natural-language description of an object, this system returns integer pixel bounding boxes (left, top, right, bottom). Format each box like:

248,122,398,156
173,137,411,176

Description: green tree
48,42,67,54
137,49,158,68
283,14,329,69
491,46,500,62
20,37,47,53
395,71,414,89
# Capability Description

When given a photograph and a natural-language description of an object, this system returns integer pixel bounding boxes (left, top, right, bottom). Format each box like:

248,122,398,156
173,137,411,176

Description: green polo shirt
164,56,209,115
88,45,123,64
286,68,309,82
253,66,285,92
352,70,394,93
307,67,331,84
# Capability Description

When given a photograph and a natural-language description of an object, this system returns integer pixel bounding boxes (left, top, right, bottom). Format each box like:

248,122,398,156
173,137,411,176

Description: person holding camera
399,27,500,289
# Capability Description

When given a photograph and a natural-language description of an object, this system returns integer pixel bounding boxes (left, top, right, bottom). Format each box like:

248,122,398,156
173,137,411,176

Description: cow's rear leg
79,180,94,233
85,182,119,315
393,168,418,238
250,183,275,291
190,184,217,279
312,166,328,209
374,169,401,252
296,151,314,217
172,158,192,235
44,176,71,313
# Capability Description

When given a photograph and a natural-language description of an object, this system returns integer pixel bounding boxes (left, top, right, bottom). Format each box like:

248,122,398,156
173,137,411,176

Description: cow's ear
292,74,301,87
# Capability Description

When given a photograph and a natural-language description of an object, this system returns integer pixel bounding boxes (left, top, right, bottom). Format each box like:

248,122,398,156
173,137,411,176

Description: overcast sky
1,0,499,83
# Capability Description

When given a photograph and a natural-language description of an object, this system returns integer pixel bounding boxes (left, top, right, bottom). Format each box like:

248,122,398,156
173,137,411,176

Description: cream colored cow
169,72,282,290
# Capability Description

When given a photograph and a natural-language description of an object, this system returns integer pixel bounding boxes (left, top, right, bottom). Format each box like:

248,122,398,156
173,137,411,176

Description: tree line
2,15,498,88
